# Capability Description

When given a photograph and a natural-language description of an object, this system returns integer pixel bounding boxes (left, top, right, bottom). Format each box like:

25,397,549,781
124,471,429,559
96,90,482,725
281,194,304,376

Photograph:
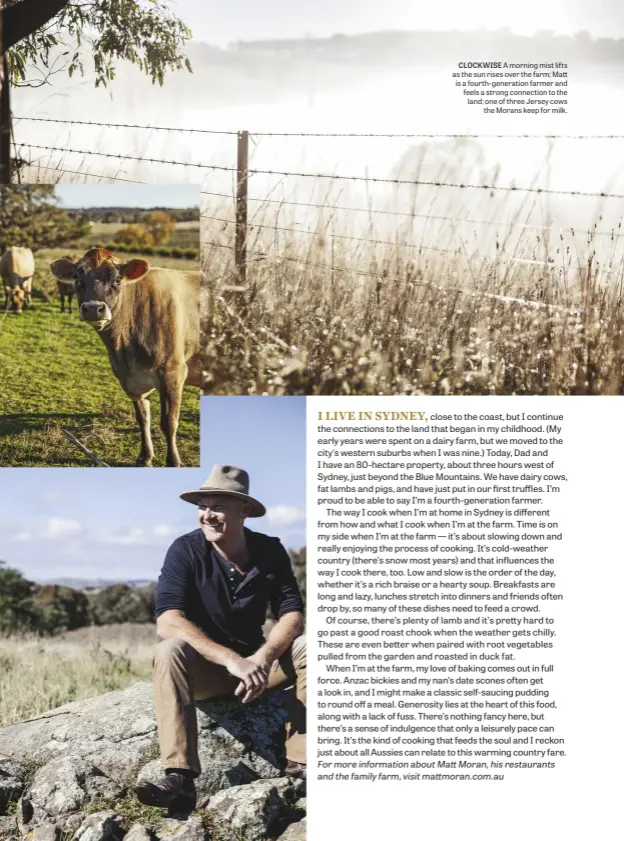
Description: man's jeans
152,635,306,775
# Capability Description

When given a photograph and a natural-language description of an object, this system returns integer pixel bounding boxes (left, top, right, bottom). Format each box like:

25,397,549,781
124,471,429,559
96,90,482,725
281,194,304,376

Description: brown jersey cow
53,253,80,314
51,248,200,467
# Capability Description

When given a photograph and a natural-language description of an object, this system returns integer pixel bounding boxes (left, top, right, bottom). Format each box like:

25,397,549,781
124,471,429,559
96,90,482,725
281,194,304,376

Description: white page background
306,396,623,840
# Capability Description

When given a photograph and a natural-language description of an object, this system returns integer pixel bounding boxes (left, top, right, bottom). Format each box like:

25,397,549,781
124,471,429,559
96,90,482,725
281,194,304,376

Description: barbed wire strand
273,255,581,311
200,190,622,238
204,241,235,250
18,144,236,172
20,163,147,184
204,240,578,312
216,296,292,351
246,168,624,198
14,117,624,140
251,132,624,140
201,214,579,267
14,116,238,136
17,143,624,198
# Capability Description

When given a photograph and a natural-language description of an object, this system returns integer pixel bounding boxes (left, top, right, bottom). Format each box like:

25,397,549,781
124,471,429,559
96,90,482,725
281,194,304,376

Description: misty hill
231,28,624,65
14,27,624,121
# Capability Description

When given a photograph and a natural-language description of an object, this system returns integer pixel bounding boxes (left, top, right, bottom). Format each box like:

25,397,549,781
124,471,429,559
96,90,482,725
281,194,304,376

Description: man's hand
225,655,269,704
247,647,275,674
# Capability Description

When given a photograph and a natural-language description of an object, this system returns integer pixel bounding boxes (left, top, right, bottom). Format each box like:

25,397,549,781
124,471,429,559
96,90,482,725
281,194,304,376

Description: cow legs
68,293,73,314
159,367,186,467
24,281,32,309
133,396,155,467
60,291,65,313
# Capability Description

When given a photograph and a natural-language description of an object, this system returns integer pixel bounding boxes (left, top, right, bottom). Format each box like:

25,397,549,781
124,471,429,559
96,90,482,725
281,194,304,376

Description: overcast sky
177,0,620,45
0,397,305,582
55,184,200,208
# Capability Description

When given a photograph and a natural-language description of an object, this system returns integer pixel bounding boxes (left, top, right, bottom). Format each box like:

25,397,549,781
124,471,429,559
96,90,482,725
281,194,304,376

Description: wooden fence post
235,130,249,286
0,25,11,185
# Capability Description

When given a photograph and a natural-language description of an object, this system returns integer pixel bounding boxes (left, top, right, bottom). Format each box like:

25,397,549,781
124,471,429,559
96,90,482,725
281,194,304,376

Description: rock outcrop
0,682,305,841
203,778,304,841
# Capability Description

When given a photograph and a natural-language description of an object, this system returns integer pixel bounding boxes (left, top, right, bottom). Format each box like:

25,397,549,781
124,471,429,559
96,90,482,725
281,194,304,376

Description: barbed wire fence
11,117,624,312
14,116,624,140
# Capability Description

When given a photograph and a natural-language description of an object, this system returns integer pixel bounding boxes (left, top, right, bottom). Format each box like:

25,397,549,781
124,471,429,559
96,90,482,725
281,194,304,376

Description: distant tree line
0,551,306,635
0,562,157,635
98,243,199,260
69,208,200,225
233,29,624,65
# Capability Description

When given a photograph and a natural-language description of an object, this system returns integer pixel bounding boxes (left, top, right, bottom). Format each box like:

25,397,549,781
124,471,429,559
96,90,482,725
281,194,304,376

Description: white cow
1,247,35,314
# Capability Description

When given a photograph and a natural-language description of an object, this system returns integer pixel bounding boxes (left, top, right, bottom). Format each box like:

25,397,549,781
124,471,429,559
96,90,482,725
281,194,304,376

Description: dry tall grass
200,168,624,396
0,624,156,728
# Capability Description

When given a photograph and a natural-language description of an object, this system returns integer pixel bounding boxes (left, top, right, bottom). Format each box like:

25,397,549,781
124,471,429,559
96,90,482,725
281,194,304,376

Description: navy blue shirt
155,528,304,656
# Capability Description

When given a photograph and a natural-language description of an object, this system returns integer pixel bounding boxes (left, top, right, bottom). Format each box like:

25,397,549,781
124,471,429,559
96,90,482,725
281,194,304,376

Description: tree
0,563,40,634
4,0,192,89
0,562,95,635
31,584,90,633
114,223,155,249
0,185,90,250
88,584,153,625
136,581,158,617
145,211,176,246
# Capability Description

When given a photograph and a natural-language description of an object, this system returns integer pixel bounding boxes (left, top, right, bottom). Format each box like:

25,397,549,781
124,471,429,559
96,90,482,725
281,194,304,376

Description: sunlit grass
199,180,624,396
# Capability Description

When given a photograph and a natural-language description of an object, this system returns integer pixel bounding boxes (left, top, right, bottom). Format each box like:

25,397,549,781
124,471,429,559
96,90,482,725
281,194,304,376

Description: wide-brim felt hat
180,464,266,517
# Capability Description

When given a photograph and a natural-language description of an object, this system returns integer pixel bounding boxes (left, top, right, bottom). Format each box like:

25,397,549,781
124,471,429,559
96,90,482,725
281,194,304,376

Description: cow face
50,249,149,329
5,284,26,314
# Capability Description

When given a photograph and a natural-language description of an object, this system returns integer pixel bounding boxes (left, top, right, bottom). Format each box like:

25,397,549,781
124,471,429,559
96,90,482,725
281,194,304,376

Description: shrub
31,585,90,634
135,582,157,617
114,224,154,249
145,211,176,246
88,584,153,625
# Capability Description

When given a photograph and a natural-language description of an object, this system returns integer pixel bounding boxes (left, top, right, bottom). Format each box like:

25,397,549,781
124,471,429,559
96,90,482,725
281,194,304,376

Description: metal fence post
235,130,249,286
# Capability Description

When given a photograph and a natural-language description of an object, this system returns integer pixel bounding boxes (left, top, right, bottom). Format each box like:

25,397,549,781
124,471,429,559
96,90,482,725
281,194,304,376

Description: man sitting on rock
136,465,306,815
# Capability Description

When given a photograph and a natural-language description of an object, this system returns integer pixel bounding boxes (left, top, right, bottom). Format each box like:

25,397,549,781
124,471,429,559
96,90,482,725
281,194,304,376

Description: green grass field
0,248,200,467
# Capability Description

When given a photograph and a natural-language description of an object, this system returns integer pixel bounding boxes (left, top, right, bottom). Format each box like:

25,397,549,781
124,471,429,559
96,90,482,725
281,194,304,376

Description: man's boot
135,771,196,816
